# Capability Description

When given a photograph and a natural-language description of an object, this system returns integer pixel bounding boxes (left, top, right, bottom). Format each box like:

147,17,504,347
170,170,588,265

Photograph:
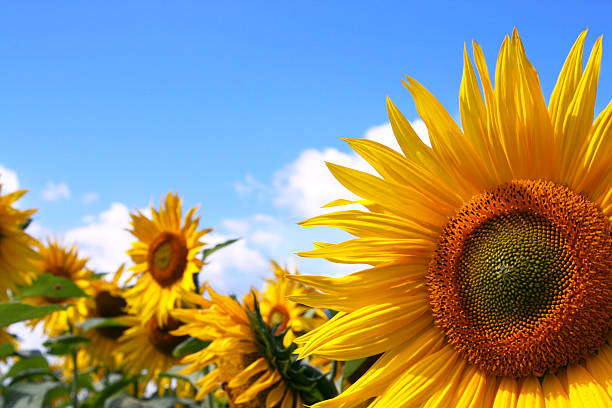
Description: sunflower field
1,29,611,408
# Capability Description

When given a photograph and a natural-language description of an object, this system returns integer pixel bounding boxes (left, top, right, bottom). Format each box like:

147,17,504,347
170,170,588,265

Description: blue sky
1,1,611,294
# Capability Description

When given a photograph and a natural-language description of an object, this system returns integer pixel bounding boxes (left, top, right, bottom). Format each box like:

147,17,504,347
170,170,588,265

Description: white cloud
81,192,99,204
64,202,133,273
273,147,368,218
200,213,302,294
272,120,429,218
411,119,431,147
10,322,46,352
202,232,269,293
41,181,71,201
26,221,53,241
0,165,19,194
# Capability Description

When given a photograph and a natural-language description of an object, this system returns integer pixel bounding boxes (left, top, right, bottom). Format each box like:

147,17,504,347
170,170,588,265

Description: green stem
133,378,139,398
71,347,79,408
329,360,338,383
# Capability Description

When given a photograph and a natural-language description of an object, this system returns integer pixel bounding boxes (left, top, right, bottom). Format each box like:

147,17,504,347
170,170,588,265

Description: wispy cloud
81,192,99,204
0,165,20,194
41,181,71,201
64,202,133,273
272,120,429,218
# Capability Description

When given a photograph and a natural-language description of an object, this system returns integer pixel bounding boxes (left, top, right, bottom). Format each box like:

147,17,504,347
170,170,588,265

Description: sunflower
0,187,40,300
27,239,92,336
172,287,337,407
254,261,327,345
117,314,194,397
79,265,129,370
124,192,210,326
292,29,612,407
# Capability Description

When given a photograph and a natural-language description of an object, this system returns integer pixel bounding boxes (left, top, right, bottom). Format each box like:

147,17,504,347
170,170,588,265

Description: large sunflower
292,30,612,407
27,239,92,336
124,192,210,325
0,187,40,300
172,288,337,407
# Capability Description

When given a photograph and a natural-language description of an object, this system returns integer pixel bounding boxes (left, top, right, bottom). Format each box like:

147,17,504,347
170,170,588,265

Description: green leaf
43,334,90,355
0,343,15,359
74,372,95,391
0,303,68,328
342,358,367,382
172,337,209,357
8,369,57,385
201,238,240,261
3,381,61,408
45,386,70,405
13,350,42,358
17,273,88,300
3,355,49,380
80,317,124,333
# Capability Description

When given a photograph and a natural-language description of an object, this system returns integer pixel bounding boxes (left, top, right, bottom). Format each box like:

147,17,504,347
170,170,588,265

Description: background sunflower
26,239,93,336
172,287,337,407
124,192,211,326
0,187,40,301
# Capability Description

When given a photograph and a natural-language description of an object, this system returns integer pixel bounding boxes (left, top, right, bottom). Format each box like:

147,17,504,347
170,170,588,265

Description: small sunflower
124,192,210,325
0,187,40,300
27,239,92,336
254,261,327,345
172,288,337,407
117,314,193,397
293,30,612,407
80,265,129,370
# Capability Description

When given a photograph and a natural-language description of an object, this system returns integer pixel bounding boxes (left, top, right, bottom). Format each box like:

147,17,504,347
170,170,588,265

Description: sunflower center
268,305,290,334
427,180,612,378
94,290,128,340
147,232,188,287
146,316,188,356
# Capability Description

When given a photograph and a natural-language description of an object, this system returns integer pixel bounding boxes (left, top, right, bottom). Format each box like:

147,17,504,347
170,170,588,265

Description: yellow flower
172,288,336,407
117,314,193,397
255,261,327,346
293,30,612,407
124,192,210,325
80,265,129,370
27,239,92,336
0,187,40,300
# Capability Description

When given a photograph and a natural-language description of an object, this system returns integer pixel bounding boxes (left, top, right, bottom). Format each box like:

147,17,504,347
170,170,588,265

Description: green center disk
456,211,572,337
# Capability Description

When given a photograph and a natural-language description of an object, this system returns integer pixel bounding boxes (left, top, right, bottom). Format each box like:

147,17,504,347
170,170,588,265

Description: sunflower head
293,29,612,407
124,192,211,325
78,265,130,369
172,288,337,407
26,238,92,335
255,261,327,345
0,187,40,299
117,313,193,397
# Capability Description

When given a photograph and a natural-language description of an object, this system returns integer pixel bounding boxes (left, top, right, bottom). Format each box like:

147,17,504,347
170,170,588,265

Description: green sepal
172,337,210,357
245,293,338,404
